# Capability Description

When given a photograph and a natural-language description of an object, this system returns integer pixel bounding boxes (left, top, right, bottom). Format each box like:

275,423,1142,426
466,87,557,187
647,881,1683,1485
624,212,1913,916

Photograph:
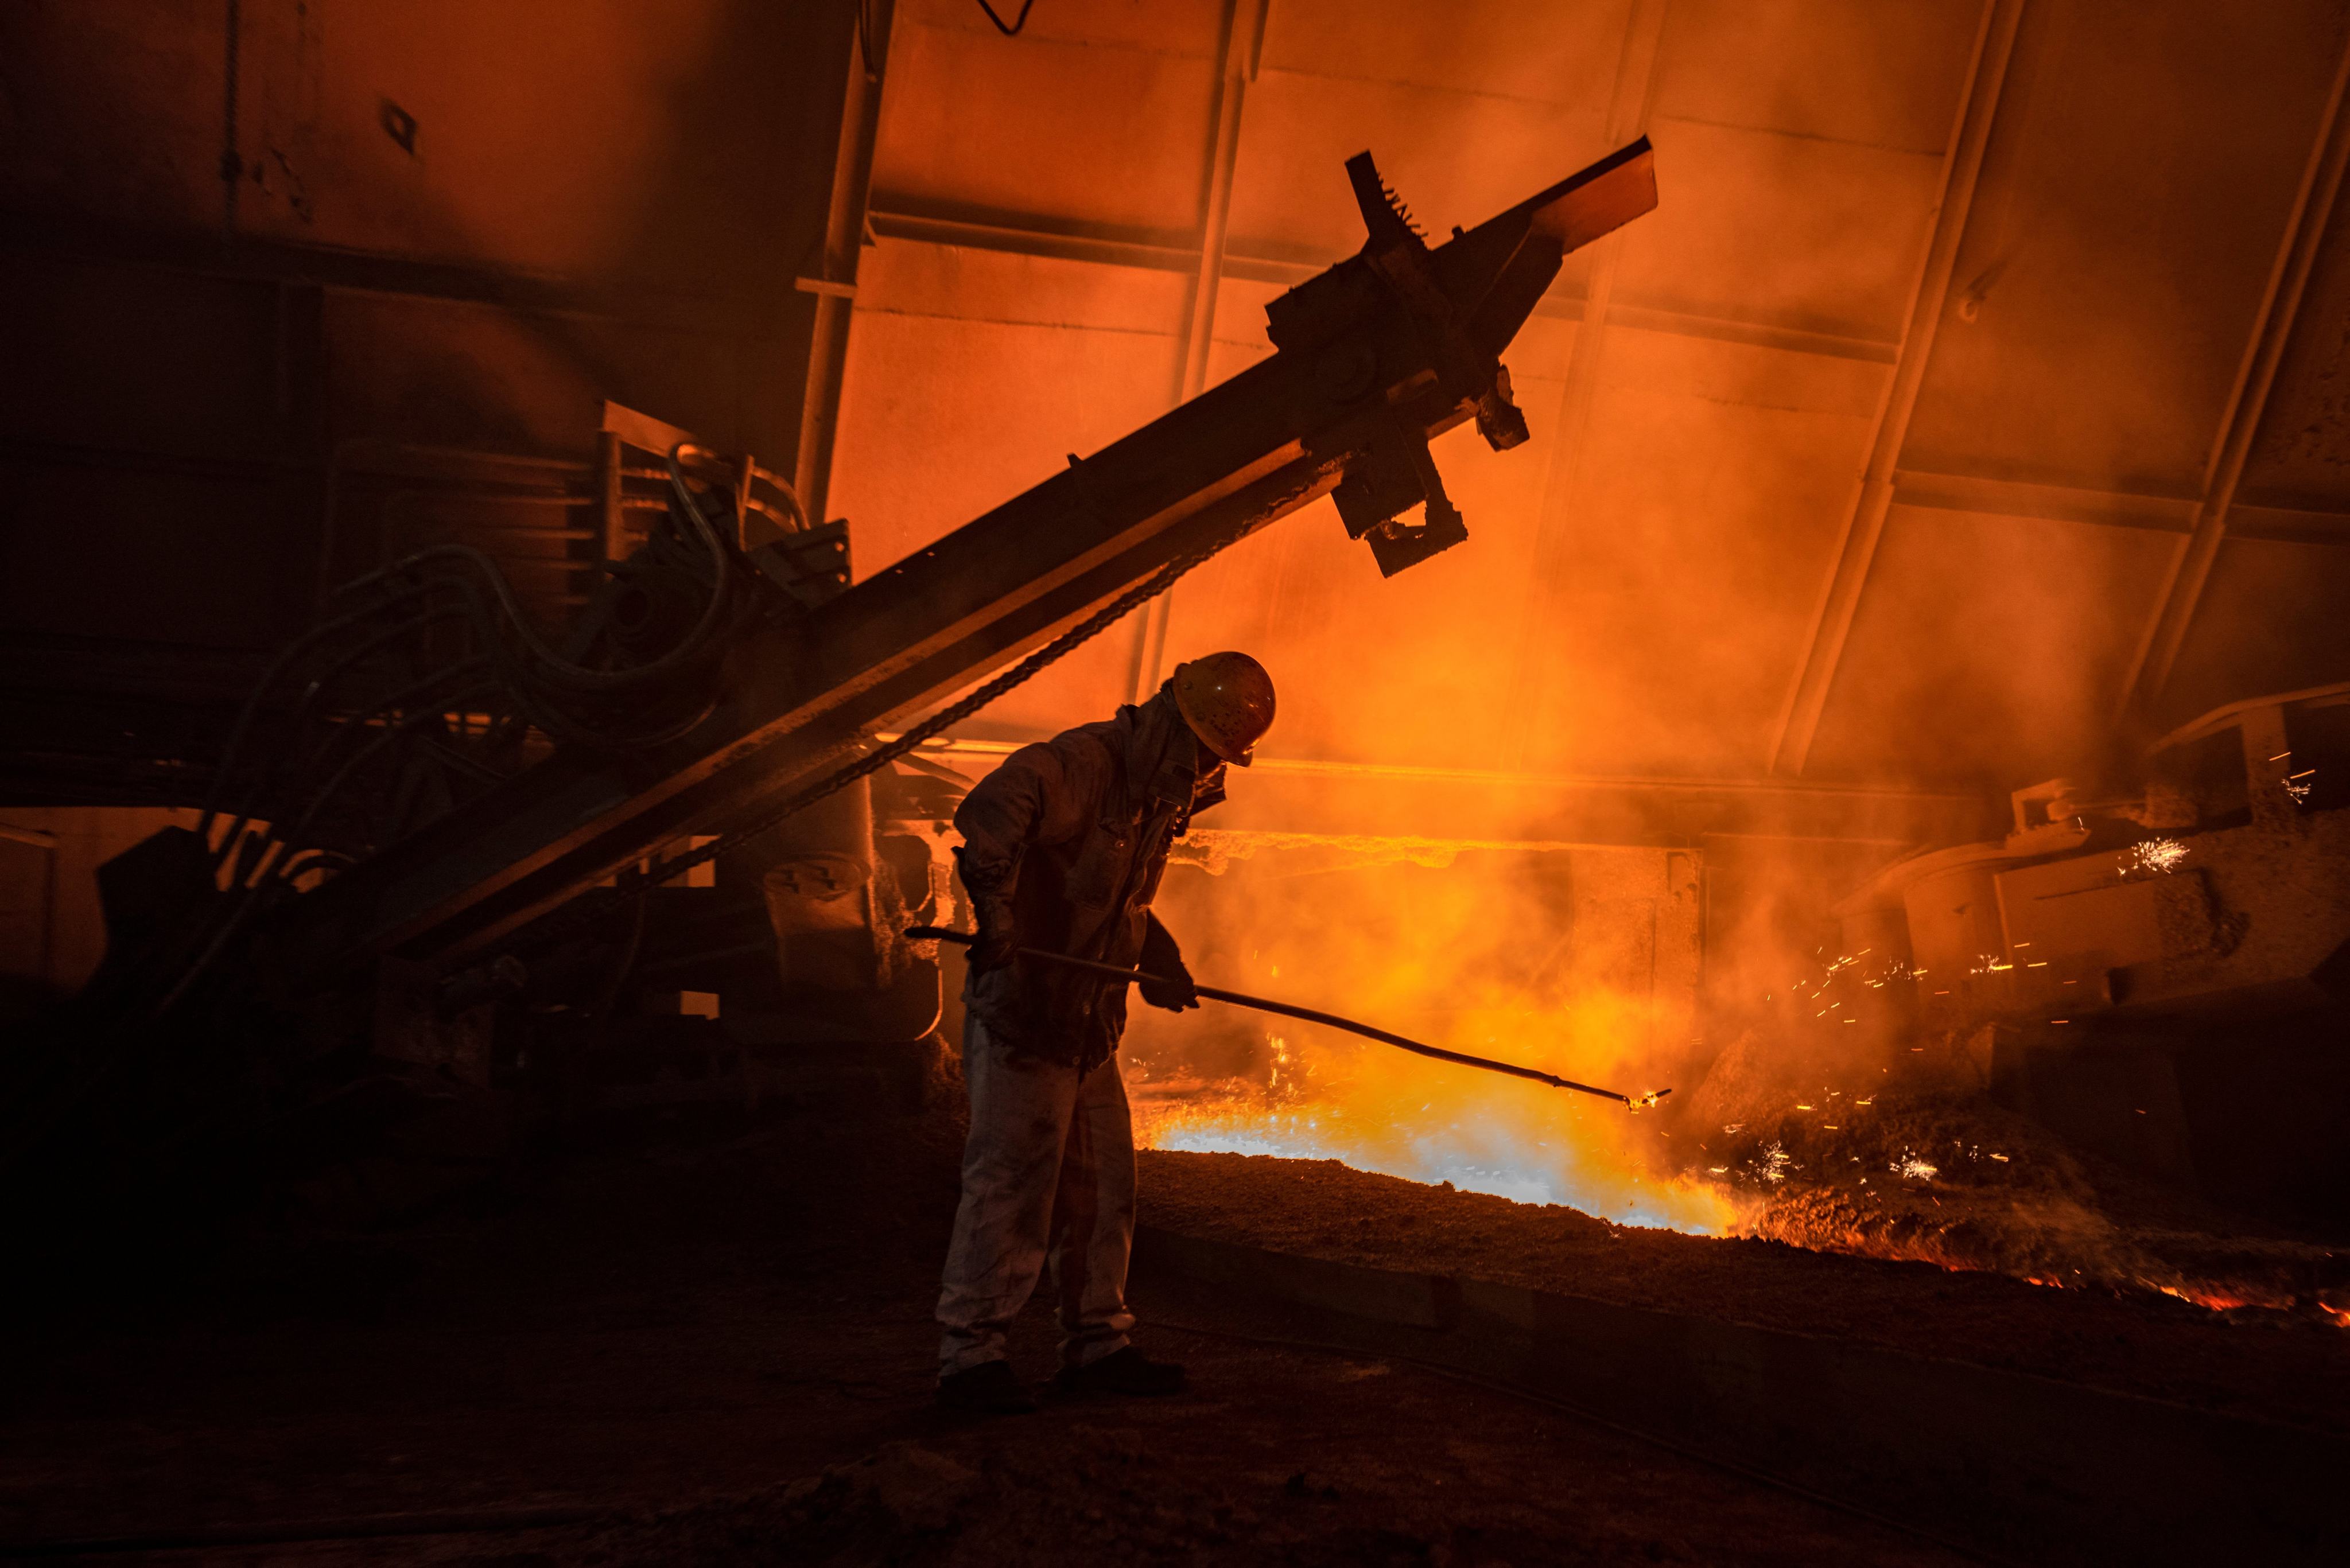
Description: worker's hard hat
1171,652,1275,767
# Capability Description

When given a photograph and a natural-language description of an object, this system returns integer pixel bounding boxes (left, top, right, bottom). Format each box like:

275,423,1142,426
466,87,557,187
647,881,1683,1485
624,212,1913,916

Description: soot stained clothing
935,1018,1136,1376
951,687,1222,1072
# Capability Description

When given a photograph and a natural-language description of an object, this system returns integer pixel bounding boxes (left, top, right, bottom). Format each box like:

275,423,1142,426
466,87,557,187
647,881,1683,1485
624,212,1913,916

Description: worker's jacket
952,687,1222,1071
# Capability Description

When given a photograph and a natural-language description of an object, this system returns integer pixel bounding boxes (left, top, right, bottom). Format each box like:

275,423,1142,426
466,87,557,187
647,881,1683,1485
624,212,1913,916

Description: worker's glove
954,846,1018,973
968,902,1017,974
1138,915,1200,1011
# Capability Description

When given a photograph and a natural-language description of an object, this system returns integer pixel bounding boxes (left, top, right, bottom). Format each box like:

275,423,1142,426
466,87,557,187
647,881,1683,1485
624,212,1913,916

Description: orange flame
1130,988,1742,1235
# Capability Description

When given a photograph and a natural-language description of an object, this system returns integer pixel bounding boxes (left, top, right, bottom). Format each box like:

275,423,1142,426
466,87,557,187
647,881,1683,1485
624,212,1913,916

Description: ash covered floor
1,1100,1972,1567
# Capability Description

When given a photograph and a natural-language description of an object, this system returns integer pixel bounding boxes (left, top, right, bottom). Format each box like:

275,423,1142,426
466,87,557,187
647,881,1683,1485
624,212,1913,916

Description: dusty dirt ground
1138,1146,2350,1434
0,1097,1977,1567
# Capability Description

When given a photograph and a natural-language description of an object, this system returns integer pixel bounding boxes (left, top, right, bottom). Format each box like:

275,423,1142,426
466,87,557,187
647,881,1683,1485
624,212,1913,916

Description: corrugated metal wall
1,0,862,800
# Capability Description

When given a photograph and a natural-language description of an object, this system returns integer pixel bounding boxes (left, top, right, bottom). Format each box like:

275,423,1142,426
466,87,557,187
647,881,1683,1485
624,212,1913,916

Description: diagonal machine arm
282,141,1657,973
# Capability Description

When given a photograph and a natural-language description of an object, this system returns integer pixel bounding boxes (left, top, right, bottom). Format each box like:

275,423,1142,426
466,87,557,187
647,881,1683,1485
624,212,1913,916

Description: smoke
1122,838,1739,1233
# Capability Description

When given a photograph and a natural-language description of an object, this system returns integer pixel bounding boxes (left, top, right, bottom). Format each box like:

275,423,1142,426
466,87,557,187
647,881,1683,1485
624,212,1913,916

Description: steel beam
1854,466,2350,544
2229,502,2350,544
865,201,1901,365
2115,34,2350,725
1889,468,2201,533
0,215,768,338
1765,0,2023,777
866,203,1200,275
908,736,1984,847
1130,0,1271,703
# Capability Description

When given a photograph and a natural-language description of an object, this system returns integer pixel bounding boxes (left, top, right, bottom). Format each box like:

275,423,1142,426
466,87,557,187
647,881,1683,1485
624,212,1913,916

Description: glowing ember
1891,1151,1939,1181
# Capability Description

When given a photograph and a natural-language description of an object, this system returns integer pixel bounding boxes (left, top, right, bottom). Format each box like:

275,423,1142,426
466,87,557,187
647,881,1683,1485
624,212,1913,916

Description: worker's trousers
935,1018,1137,1377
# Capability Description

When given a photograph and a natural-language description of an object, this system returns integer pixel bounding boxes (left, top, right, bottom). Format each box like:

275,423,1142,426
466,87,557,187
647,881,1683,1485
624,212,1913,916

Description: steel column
2115,32,2350,726
1499,0,1671,768
793,0,895,532
1129,0,1270,704
1765,0,2023,777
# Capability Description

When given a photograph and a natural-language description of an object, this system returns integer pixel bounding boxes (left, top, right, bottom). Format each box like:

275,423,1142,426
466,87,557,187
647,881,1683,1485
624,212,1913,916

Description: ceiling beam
1129,0,1271,703
0,215,760,337
2114,33,2350,726
906,736,1984,848
867,203,1202,277
1889,468,2200,532
1763,0,2024,778
862,202,1900,365
1889,466,2350,543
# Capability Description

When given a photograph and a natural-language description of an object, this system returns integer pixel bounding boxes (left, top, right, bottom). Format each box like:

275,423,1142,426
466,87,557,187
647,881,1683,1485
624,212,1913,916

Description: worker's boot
1052,1346,1188,1398
936,1359,1038,1416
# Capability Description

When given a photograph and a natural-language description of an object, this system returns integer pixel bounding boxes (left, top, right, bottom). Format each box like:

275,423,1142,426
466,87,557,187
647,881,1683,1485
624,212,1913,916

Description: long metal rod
907,926,1666,1107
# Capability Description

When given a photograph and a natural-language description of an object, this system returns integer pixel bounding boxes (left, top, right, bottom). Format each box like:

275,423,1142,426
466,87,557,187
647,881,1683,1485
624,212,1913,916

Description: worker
934,651,1276,1414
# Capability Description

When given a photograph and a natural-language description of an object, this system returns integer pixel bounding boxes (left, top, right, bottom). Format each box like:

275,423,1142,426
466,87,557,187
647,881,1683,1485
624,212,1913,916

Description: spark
2122,837,2188,877
1892,1151,1939,1181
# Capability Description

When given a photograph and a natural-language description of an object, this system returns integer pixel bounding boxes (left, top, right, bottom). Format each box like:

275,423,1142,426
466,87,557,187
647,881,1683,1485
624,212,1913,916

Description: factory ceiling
834,0,2350,795
4,1,2348,817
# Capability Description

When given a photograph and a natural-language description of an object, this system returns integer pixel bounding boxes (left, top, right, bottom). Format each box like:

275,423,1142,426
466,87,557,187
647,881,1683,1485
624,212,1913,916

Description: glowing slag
1143,1098,1739,1235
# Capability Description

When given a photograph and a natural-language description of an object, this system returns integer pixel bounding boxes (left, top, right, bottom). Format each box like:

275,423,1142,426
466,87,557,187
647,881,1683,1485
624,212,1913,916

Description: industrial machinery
1834,682,2350,1211
1,143,1659,1215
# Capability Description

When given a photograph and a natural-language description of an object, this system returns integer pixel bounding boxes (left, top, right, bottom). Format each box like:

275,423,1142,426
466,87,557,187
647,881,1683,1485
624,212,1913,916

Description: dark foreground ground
0,1096,1984,1567
1141,1148,2350,1433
